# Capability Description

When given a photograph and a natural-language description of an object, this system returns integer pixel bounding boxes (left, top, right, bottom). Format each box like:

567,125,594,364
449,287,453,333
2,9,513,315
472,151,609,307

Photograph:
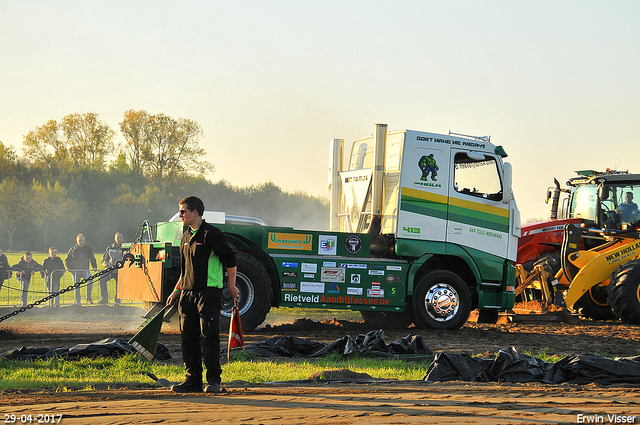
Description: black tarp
229,330,433,359
1,337,171,361
424,346,640,385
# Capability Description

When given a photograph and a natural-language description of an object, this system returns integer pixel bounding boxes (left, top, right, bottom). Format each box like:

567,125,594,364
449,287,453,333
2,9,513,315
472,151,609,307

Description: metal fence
0,268,134,307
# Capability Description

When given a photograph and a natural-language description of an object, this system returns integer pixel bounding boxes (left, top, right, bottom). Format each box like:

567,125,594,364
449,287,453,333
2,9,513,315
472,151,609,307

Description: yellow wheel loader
557,223,640,323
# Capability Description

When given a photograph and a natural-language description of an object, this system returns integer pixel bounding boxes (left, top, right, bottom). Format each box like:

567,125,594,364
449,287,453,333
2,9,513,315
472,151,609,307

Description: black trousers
45,276,61,306
99,270,119,302
178,287,222,385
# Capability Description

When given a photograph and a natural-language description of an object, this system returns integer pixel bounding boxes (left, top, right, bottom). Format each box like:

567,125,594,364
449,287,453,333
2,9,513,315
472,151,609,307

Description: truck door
397,147,449,242
446,150,510,261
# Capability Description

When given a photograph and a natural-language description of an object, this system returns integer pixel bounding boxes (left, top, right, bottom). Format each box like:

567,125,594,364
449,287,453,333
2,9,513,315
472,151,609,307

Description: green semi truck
119,124,520,330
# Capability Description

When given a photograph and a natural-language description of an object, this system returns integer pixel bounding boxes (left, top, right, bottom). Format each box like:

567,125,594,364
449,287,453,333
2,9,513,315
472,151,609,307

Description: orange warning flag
227,301,245,360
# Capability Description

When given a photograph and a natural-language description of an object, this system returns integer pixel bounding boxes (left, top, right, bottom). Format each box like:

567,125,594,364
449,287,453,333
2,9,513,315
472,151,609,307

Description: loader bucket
564,238,640,308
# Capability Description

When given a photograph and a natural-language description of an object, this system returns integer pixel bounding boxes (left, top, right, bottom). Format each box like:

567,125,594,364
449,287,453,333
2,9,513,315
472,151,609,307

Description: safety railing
0,268,132,307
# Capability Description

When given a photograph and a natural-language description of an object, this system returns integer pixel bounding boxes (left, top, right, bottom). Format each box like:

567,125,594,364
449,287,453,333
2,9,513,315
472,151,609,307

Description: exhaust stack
549,178,561,220
367,124,387,238
328,138,344,231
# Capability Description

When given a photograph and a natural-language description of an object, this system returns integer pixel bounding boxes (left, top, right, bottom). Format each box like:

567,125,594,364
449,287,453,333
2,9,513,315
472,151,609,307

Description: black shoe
99,299,108,304
171,380,202,393
203,383,220,393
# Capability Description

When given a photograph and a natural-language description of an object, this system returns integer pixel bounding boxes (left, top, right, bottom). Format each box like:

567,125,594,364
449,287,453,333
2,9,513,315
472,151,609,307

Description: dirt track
1,305,640,424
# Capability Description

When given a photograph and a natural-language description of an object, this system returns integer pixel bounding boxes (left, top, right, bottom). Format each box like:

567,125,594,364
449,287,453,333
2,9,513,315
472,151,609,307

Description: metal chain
0,253,134,324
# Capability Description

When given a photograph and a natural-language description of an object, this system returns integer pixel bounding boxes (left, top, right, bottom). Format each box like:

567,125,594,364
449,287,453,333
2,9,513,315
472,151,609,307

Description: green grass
0,352,430,390
0,354,184,390
0,347,571,390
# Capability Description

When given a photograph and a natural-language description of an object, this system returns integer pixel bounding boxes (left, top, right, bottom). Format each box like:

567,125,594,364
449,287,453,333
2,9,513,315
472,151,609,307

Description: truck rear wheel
360,310,413,329
608,259,640,324
220,251,273,332
571,285,615,320
411,270,471,330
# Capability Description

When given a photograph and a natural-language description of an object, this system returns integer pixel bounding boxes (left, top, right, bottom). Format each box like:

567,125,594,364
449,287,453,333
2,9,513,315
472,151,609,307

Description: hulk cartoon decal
419,154,439,181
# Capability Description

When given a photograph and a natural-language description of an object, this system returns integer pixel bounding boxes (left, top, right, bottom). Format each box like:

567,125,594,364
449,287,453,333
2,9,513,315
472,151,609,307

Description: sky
1,0,639,222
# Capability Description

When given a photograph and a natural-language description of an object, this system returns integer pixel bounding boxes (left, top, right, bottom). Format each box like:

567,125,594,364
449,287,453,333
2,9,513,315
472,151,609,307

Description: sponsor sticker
350,274,361,284
327,282,340,294
323,261,337,267
284,293,320,303
282,262,298,268
386,265,403,271
347,287,363,295
282,271,298,278
303,274,315,278
340,263,368,269
318,235,338,255
369,270,384,276
321,267,346,283
301,263,318,273
368,287,384,297
386,274,402,283
269,232,313,251
282,282,297,291
300,281,325,293
344,235,363,254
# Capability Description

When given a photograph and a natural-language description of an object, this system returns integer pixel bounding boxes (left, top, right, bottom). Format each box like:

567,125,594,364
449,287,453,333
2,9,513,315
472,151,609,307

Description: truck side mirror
598,185,610,200
502,162,513,204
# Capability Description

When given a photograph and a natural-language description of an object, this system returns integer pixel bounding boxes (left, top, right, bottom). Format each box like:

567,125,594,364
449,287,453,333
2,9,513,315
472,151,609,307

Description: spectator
99,232,124,304
65,234,98,305
43,247,65,307
12,252,43,307
0,246,10,293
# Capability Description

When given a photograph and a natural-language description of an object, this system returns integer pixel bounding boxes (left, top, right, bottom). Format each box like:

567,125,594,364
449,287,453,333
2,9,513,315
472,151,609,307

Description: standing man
99,232,124,304
43,247,65,307
166,196,239,393
0,246,10,293
65,234,98,305
12,252,43,307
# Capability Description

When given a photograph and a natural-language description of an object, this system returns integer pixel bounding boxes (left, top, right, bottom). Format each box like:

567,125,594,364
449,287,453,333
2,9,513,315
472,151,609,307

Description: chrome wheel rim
424,283,459,322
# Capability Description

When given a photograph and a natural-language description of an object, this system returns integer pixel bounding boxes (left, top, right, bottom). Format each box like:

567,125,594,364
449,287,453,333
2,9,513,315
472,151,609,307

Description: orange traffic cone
227,300,244,360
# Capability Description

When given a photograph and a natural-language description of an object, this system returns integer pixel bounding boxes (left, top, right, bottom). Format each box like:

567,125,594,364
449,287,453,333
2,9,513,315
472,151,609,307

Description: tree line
0,111,329,253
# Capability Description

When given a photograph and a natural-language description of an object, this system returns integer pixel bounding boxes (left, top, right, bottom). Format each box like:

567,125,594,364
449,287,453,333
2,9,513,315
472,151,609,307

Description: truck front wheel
220,251,273,332
412,270,471,330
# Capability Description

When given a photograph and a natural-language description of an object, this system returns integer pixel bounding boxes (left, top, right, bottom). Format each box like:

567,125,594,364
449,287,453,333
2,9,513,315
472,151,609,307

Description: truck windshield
568,184,596,223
